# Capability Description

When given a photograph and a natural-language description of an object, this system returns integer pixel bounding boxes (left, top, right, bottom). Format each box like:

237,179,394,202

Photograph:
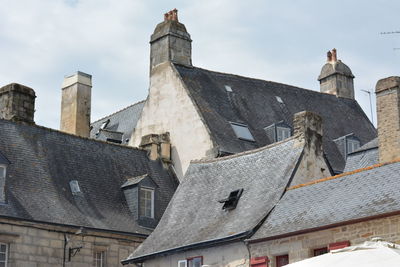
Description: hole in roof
230,122,255,141
69,180,81,195
275,96,284,104
218,189,243,210
100,119,110,129
225,85,233,92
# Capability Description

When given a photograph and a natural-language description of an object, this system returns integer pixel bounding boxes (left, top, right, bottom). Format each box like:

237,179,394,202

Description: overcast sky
0,0,399,129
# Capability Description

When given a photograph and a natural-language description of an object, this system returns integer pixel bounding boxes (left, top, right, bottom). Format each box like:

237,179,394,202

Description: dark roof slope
0,119,176,235
90,100,145,144
250,161,400,241
174,64,376,172
343,138,379,172
125,138,303,263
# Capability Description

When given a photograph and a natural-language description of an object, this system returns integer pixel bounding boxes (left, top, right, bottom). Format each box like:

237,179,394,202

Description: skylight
230,122,255,141
275,96,284,104
218,189,243,210
69,180,81,195
100,119,110,130
225,85,233,92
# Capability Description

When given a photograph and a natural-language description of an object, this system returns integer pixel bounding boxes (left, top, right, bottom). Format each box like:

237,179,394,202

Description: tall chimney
0,83,36,124
150,9,192,71
375,76,400,163
60,72,92,137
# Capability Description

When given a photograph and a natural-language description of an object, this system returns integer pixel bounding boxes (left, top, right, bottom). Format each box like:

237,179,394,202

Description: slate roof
174,64,376,172
249,160,400,241
343,138,379,172
90,100,145,144
125,138,303,263
0,119,176,235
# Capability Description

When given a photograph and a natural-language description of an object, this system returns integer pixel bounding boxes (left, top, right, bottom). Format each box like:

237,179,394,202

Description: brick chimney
139,133,171,163
375,76,400,163
318,49,355,99
0,83,36,124
60,72,92,137
150,9,192,71
291,111,331,186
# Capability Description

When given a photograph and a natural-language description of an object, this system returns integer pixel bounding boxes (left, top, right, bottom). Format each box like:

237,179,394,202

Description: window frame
229,122,255,142
139,187,155,219
275,254,289,267
178,259,187,267
186,256,203,267
0,165,6,180
93,250,106,267
0,242,9,267
313,247,328,256
276,126,291,142
346,138,360,154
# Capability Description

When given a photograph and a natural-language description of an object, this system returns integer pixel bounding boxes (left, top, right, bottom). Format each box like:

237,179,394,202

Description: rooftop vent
219,189,243,210
69,180,81,195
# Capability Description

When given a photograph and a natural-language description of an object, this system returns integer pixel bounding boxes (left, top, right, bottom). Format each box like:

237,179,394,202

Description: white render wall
130,62,215,179
143,242,249,267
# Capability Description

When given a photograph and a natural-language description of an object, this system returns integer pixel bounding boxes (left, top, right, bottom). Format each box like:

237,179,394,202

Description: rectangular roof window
230,122,255,141
218,189,243,210
224,85,233,92
69,180,81,195
275,96,284,104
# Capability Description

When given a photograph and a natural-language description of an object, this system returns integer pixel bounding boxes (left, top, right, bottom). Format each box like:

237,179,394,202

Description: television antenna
380,31,400,50
361,89,374,125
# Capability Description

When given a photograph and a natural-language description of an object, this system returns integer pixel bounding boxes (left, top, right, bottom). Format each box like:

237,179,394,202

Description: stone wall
249,213,400,266
130,62,215,179
0,218,142,267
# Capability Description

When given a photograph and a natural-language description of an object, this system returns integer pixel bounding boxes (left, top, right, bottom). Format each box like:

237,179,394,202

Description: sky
0,0,399,129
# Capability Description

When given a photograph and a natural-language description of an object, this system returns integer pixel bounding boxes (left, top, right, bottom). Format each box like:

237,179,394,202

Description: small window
225,85,233,92
276,254,289,267
178,260,187,267
140,188,154,218
187,256,202,267
0,166,5,179
313,247,328,256
69,180,81,195
230,122,255,141
0,243,8,267
347,139,360,154
276,126,291,142
93,250,105,267
218,189,243,210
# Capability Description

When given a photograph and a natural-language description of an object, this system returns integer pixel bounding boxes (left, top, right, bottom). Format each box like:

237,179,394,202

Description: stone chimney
291,111,331,186
318,49,355,99
375,76,400,163
150,9,192,71
139,133,171,163
60,72,92,137
0,83,36,124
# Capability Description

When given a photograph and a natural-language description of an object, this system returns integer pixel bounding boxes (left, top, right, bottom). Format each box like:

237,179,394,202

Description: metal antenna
380,31,400,34
361,89,374,125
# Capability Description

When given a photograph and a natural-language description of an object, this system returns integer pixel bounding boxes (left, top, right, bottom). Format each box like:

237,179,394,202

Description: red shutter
328,241,350,251
250,256,269,267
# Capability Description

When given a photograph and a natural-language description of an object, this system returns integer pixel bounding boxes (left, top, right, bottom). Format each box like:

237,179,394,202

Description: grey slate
250,161,400,241
343,138,379,172
173,64,377,172
0,119,177,234
90,100,145,144
126,138,303,262
0,151,10,165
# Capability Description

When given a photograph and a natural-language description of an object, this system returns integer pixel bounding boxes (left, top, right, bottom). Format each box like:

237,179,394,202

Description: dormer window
230,122,255,141
347,138,360,154
219,189,243,210
333,133,361,158
0,166,5,180
140,187,154,218
264,121,292,143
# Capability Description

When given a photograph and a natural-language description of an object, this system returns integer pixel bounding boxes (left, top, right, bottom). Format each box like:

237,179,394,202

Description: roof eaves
287,157,400,191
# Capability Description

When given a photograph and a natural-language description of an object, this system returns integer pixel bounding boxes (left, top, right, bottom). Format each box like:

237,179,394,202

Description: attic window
218,189,243,210
0,166,5,179
230,122,255,141
275,96,284,104
100,119,110,129
276,126,291,142
225,85,233,92
347,138,360,154
69,180,81,195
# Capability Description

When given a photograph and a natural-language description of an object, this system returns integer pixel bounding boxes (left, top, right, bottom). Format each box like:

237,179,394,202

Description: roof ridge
190,136,298,164
91,99,146,124
0,118,146,152
174,64,356,101
287,158,400,190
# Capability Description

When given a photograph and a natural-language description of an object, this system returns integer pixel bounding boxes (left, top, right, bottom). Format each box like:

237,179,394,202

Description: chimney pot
331,48,337,62
139,133,171,163
327,51,332,62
